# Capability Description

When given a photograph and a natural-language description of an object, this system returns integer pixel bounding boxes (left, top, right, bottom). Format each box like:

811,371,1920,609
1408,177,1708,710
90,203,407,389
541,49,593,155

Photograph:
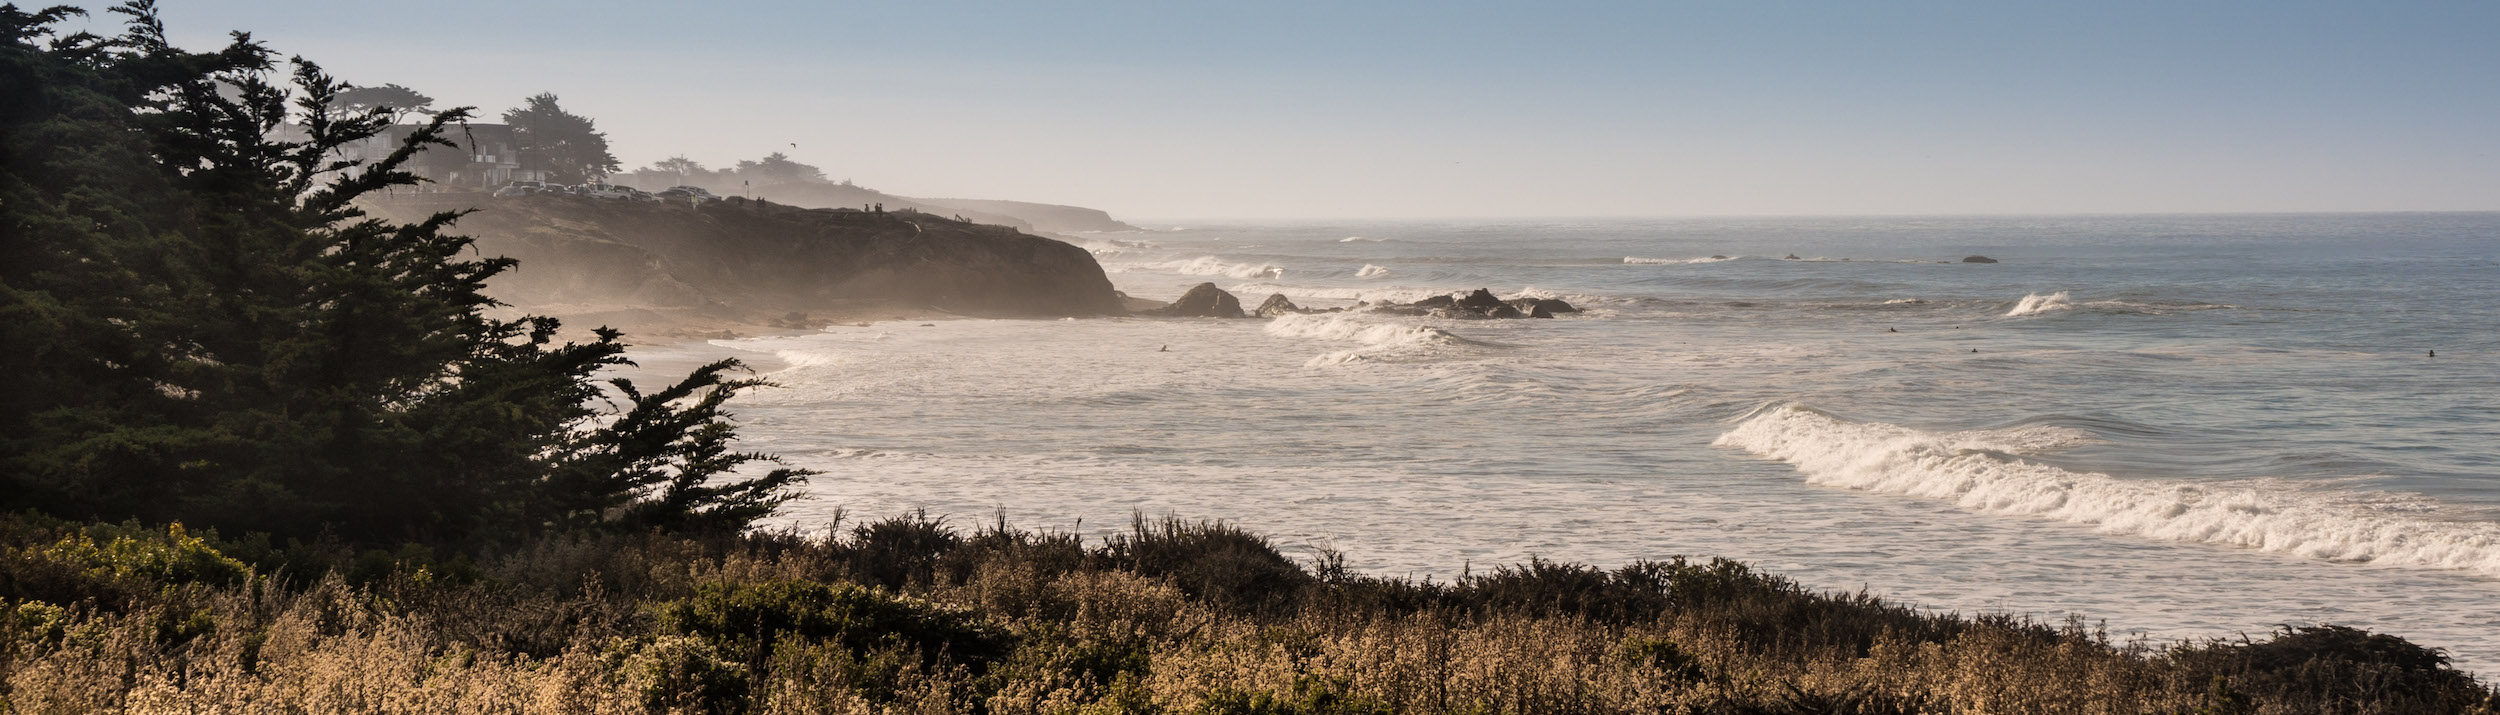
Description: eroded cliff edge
360,194,1124,335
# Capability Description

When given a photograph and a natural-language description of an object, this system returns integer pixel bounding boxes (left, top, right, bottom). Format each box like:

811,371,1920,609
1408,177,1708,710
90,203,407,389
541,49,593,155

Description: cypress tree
0,2,805,546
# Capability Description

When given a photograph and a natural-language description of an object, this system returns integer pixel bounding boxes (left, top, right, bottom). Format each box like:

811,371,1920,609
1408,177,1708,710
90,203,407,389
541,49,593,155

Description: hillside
747,182,1038,231
359,193,1124,334
910,197,1141,233
742,182,1141,235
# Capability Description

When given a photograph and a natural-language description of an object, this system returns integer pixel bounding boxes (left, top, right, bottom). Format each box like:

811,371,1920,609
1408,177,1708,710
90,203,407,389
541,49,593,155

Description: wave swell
1715,404,2500,576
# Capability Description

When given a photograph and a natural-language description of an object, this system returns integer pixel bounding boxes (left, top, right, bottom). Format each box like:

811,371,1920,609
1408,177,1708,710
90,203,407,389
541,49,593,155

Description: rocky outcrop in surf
1153,282,1247,318
357,194,1125,324
1963,255,1999,263
1367,288,1576,320
1254,293,1302,318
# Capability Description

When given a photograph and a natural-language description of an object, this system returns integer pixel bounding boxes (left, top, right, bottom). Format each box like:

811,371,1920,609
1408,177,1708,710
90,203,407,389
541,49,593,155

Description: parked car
582,185,636,200
667,185,724,201
491,185,531,198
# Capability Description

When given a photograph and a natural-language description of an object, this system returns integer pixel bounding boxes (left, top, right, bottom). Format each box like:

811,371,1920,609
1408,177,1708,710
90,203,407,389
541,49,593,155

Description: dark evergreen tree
502,92,618,185
330,82,432,122
733,151,827,186
0,2,805,546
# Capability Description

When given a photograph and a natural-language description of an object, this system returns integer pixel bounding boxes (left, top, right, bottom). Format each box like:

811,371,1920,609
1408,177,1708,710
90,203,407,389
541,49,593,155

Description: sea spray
1715,404,2500,576
2007,291,2073,316
1356,264,1393,278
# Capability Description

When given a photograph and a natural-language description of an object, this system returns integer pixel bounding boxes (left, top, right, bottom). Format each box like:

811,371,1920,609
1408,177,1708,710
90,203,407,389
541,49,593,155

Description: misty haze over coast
7,2,2498,711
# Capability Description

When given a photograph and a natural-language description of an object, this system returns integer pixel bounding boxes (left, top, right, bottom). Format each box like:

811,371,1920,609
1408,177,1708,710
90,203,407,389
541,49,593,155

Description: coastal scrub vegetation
1,5,2492,713
0,513,2490,713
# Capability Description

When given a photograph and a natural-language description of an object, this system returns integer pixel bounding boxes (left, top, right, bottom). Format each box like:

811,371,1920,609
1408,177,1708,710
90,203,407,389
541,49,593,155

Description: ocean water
637,213,2500,669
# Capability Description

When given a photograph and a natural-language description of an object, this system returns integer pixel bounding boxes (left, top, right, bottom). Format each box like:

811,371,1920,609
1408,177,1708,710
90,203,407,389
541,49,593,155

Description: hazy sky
122,1,2500,219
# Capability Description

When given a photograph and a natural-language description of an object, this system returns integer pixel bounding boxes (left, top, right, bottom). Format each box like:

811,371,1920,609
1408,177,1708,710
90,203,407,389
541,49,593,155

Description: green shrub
1099,516,1312,612
1192,676,1393,715
2171,624,2489,712
42,522,251,588
847,510,963,589
622,635,750,714
1617,635,1701,682
655,580,1009,672
4,601,69,646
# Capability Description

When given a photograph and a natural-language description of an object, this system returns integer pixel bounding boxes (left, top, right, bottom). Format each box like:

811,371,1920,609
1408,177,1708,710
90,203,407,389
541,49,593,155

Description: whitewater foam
1356,264,1393,278
1716,404,2500,577
1264,312,1474,367
1625,255,1737,265
2007,291,2073,316
1135,256,1284,279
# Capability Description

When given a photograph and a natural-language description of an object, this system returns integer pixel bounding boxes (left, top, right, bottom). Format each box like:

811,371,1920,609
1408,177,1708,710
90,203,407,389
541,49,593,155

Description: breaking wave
1160,256,1284,279
1264,312,1478,367
1356,264,1393,278
1625,255,1737,265
2007,291,2073,316
1716,404,2500,576
2006,291,2236,317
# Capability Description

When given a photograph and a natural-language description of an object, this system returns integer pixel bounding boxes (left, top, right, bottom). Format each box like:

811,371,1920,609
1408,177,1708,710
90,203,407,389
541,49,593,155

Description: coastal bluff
358,194,1124,333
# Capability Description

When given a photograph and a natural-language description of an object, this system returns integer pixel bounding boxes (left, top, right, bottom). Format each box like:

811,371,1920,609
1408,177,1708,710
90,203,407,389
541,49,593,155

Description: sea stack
1157,282,1246,318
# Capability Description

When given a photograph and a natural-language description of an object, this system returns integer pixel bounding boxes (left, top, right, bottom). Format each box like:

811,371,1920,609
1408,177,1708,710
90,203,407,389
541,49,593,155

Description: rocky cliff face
359,195,1124,323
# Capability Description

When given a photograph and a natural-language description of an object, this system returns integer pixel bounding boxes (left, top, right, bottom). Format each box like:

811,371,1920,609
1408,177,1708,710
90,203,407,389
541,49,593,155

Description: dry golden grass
1,515,2490,714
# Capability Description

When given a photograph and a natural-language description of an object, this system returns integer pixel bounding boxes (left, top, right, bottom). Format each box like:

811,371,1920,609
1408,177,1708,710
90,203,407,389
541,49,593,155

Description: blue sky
116,1,2500,219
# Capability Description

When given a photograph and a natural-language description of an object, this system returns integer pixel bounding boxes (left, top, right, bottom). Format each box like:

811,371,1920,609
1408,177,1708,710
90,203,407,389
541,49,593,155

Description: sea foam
2007,291,2073,316
1716,404,2500,576
1157,256,1284,279
1264,312,1473,367
1356,264,1393,278
1625,255,1737,265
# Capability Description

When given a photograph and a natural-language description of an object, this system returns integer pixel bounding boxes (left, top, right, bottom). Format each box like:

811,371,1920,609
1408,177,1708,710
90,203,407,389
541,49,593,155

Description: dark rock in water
1711,255,1728,259
1369,289,1578,320
1158,282,1245,318
1254,293,1301,318
1784,254,1801,260
1962,255,1999,263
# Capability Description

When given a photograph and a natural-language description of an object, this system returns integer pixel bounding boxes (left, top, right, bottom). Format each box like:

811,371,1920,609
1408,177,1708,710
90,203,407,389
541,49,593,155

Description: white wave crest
2007,291,2072,316
1264,312,1471,367
771,349,850,370
1339,236,1390,243
1146,256,1284,279
1715,404,2500,576
1624,255,1736,265
1356,264,1393,278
